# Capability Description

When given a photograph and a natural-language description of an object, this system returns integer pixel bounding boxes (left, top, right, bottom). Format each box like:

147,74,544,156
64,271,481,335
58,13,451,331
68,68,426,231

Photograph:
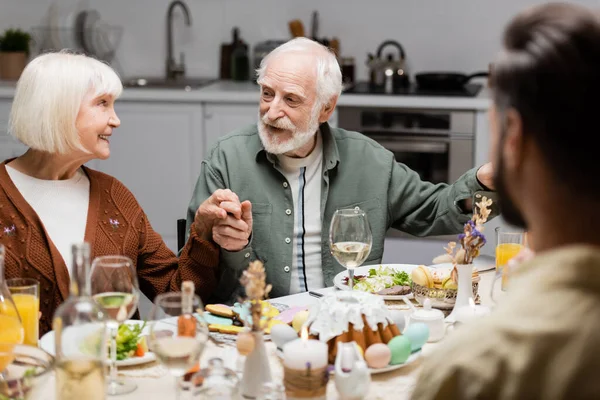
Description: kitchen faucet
166,0,192,80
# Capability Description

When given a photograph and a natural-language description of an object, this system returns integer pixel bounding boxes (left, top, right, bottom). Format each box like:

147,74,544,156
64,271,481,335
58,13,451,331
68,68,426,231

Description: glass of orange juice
6,278,40,347
495,228,525,288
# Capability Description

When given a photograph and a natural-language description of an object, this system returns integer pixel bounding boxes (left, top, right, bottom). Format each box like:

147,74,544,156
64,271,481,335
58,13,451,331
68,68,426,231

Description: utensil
309,291,323,298
329,208,373,290
288,19,305,38
367,40,409,93
415,71,489,91
89,255,139,396
310,10,319,40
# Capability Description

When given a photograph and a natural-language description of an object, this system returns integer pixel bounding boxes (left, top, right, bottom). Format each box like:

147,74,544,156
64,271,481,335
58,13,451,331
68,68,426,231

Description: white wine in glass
150,284,209,400
329,208,373,289
89,255,139,396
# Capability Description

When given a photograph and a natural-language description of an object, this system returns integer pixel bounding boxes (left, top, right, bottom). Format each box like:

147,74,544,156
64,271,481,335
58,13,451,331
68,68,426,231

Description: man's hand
476,162,495,190
213,200,253,251
193,189,240,241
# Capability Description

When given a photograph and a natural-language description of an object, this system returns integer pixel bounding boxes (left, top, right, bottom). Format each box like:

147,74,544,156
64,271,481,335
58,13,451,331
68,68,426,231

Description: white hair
9,50,123,154
256,37,342,108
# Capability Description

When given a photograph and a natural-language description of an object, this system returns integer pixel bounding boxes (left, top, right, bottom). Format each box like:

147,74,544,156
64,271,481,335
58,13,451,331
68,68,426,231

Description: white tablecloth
40,270,496,399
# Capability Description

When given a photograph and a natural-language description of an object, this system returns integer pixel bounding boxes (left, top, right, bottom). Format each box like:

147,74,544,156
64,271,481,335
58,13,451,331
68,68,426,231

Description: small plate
333,264,419,300
39,319,161,367
275,349,421,375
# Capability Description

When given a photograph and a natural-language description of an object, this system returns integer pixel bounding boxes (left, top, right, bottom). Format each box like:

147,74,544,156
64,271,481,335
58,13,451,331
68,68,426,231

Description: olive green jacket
187,123,485,303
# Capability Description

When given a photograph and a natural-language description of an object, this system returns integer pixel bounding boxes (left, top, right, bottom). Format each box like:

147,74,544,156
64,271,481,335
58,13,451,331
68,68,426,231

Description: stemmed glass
329,208,373,290
89,255,139,396
149,292,209,400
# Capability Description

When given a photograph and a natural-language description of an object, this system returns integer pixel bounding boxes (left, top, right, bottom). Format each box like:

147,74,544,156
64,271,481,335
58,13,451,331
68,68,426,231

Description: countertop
0,79,491,110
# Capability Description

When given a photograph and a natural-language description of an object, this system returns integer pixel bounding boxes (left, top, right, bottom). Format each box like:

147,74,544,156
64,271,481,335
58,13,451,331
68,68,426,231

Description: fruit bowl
0,344,55,399
411,281,480,310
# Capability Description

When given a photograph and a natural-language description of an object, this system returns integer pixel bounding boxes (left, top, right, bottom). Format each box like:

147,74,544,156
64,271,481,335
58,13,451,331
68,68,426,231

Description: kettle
367,40,409,93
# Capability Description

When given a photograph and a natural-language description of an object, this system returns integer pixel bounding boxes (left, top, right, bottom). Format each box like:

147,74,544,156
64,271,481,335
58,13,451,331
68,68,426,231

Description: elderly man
412,3,600,399
187,37,494,303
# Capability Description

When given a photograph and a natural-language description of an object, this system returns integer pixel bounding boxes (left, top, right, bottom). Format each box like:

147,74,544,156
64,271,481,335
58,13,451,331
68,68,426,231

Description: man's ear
318,96,339,123
503,108,525,172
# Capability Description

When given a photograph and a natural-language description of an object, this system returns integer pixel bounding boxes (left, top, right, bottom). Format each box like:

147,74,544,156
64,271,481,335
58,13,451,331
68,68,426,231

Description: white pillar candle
283,326,328,370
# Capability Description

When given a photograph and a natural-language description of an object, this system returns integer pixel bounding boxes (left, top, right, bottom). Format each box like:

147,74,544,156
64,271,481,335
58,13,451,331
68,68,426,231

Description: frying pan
415,71,489,91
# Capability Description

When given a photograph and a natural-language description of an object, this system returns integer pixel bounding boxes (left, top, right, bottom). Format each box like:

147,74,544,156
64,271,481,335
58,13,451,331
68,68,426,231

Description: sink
123,77,217,90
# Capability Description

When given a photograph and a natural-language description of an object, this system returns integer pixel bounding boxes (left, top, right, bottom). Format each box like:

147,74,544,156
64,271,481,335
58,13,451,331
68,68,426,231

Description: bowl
0,344,55,399
411,281,480,310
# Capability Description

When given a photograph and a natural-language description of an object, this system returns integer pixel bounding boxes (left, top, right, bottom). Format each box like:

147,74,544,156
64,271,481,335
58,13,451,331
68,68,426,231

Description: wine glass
329,207,373,290
89,255,139,396
149,292,209,400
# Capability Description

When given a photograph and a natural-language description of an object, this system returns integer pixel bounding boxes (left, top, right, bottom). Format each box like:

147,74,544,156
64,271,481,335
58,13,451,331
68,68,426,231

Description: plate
275,349,421,375
39,319,162,367
333,264,419,300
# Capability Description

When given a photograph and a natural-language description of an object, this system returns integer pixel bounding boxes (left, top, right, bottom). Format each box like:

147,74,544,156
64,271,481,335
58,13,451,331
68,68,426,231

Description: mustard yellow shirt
413,245,600,400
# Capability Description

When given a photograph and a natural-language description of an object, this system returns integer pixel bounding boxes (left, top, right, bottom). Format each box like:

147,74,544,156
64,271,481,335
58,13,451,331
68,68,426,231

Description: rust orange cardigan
0,160,219,335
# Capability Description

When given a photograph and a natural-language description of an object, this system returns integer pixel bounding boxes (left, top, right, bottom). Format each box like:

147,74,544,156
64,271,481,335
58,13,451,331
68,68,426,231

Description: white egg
270,324,298,349
388,309,407,332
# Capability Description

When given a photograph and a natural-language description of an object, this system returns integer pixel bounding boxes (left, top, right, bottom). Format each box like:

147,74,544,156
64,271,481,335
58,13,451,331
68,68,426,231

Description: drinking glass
0,244,24,375
6,278,39,347
491,228,524,305
89,255,139,395
329,208,373,290
149,292,209,400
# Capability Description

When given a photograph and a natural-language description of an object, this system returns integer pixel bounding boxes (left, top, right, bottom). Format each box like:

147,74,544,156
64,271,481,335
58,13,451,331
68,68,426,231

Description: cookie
209,324,244,334
202,312,233,326
205,304,235,318
275,306,307,325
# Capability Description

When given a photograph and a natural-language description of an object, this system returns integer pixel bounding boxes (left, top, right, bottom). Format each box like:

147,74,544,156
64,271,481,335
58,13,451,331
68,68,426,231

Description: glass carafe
53,243,107,400
0,244,24,374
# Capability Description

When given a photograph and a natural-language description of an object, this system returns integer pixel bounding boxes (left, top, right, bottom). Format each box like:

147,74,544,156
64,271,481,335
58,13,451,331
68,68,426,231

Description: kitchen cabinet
0,99,27,161
203,103,258,157
92,101,204,252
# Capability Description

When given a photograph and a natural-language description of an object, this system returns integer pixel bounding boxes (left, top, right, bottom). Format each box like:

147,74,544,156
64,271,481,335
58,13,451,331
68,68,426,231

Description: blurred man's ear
318,97,339,123
503,108,525,172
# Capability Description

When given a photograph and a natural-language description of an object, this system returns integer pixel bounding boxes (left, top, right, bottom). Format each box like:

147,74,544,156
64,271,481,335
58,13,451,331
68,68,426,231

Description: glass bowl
0,344,55,399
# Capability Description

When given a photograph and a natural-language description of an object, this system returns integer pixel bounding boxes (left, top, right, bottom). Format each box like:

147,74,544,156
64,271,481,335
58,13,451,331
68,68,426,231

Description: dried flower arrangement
434,196,493,281
239,260,273,332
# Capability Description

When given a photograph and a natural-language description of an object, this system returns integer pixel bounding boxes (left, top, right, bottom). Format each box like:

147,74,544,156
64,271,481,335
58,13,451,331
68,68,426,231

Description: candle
283,326,328,370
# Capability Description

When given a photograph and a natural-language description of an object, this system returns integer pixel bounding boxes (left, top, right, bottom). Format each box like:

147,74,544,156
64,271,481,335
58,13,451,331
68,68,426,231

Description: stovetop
344,81,483,97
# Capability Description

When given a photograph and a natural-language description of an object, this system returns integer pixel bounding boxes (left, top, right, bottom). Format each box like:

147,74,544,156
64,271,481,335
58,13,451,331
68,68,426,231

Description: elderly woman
0,51,221,335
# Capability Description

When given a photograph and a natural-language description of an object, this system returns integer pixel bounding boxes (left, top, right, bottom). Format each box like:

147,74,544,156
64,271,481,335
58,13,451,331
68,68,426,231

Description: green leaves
0,29,31,53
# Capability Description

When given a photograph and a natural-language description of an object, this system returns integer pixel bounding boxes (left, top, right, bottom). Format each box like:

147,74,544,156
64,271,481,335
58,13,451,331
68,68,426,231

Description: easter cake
304,291,401,364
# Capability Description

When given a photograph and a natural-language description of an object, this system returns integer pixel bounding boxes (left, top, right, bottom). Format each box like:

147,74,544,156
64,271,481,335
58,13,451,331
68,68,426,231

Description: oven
337,107,475,184
337,106,476,241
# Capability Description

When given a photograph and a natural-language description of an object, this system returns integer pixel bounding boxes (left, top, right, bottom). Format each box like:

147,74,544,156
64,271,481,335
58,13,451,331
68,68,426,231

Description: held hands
194,189,253,252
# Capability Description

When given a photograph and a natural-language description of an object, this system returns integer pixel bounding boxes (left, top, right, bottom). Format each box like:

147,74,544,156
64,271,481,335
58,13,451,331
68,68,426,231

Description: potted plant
0,28,32,80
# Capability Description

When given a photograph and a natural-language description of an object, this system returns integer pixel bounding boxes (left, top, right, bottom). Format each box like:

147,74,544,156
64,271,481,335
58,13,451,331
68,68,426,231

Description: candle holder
283,363,329,400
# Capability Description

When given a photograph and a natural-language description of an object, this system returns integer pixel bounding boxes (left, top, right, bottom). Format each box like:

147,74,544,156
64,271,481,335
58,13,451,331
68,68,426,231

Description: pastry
205,304,235,318
304,292,402,364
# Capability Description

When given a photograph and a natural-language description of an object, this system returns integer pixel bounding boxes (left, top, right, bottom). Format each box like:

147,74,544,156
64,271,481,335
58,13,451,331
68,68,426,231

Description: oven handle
374,138,449,154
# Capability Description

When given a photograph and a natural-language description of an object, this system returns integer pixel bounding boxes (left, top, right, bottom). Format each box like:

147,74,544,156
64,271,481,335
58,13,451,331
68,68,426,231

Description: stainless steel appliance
338,107,475,185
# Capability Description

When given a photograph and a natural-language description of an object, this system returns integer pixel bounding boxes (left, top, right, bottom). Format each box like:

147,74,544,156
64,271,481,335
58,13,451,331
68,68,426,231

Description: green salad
81,322,146,361
114,322,146,360
352,266,412,293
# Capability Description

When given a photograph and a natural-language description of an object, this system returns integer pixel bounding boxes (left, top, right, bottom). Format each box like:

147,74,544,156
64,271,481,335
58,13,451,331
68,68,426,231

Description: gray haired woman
0,51,220,335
